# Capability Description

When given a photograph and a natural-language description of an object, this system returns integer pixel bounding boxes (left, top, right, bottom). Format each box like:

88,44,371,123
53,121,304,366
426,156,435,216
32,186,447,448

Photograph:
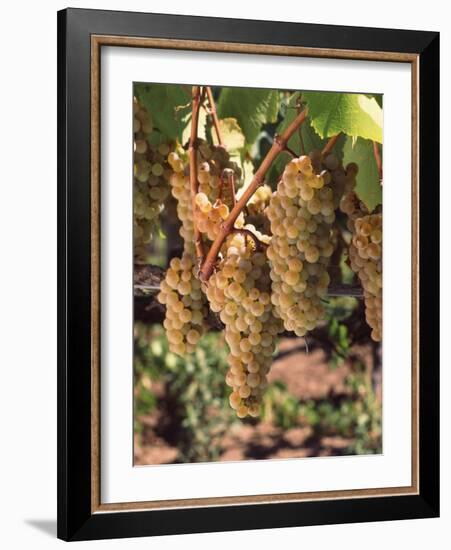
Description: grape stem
373,141,383,183
198,108,308,282
321,133,341,157
297,99,306,155
284,145,298,158
205,86,223,146
189,85,205,263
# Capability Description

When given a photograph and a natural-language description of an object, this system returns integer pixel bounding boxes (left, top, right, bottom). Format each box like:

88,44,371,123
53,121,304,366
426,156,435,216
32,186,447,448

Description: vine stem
133,266,363,298
321,133,341,156
199,107,308,282
284,145,299,158
189,85,205,262
373,141,383,182
205,87,223,146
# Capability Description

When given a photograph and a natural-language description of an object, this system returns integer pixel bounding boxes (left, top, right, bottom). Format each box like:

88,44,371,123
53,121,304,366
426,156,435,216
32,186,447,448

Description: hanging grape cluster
133,96,173,262
157,254,207,354
157,150,209,355
266,152,356,336
205,231,283,418
349,214,382,342
340,176,382,342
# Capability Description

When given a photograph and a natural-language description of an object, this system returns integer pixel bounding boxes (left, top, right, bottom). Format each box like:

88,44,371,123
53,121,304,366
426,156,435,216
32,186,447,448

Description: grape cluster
266,153,354,336
205,231,283,418
339,173,382,342
157,254,207,354
158,151,209,355
348,215,383,342
161,142,244,356
133,96,172,261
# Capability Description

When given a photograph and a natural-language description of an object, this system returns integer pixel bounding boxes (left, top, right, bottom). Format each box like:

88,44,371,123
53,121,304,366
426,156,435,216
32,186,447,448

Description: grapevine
135,84,384,419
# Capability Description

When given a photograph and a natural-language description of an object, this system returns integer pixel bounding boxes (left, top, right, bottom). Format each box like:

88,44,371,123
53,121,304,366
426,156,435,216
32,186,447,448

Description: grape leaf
302,92,383,143
212,118,245,152
217,88,280,145
343,136,382,212
135,83,191,142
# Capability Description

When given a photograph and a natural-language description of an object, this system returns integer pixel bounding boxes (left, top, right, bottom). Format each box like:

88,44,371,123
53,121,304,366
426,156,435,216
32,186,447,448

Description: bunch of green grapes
346,212,383,342
205,230,283,418
266,153,355,336
339,170,382,342
157,254,207,354
158,151,209,355
133,96,173,261
168,146,242,245
161,144,243,356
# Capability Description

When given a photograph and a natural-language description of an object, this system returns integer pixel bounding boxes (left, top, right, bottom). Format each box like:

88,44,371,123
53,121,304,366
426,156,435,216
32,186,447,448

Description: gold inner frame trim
90,34,419,514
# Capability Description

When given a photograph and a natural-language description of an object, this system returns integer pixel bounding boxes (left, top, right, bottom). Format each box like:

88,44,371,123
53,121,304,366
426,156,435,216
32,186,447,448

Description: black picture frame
57,7,439,541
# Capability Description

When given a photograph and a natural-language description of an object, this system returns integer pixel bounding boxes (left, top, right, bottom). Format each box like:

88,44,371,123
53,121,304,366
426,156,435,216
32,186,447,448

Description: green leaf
343,136,382,212
135,83,191,141
212,118,245,152
217,88,280,145
302,92,383,143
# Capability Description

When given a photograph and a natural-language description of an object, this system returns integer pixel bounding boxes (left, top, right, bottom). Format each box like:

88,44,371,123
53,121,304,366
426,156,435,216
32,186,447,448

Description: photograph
132,83,383,466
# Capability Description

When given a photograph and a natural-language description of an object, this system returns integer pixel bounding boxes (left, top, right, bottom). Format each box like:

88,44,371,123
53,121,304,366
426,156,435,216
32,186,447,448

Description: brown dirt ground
133,340,375,465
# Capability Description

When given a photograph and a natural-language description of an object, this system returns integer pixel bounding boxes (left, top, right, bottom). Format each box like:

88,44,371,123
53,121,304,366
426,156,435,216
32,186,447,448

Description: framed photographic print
57,8,439,541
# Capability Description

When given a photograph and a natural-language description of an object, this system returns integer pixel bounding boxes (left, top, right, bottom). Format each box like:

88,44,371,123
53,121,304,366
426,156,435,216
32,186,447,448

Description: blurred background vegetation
134,312,382,464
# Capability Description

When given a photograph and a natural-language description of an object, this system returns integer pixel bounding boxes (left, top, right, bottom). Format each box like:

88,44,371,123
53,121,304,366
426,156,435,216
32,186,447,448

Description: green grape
266,153,352,336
